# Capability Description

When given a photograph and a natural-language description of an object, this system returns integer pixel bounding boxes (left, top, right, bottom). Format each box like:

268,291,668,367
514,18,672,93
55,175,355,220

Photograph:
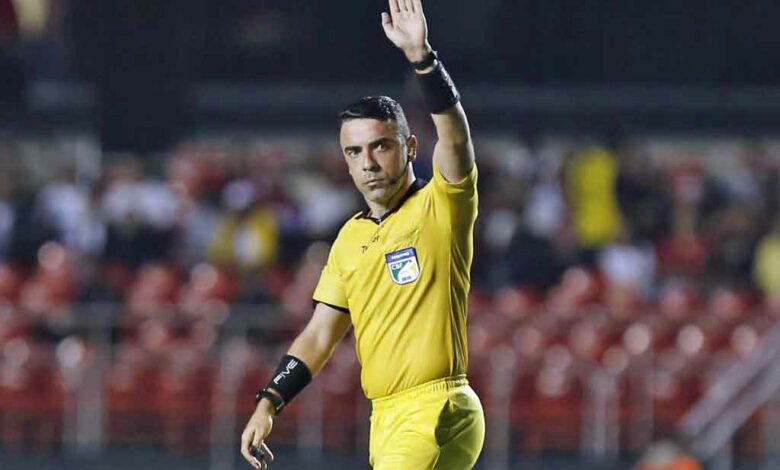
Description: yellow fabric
313,164,478,399
565,147,623,247
369,376,484,470
207,208,278,271
754,233,780,296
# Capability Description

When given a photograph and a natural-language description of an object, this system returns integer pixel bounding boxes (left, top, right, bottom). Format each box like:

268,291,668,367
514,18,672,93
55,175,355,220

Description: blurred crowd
0,132,778,321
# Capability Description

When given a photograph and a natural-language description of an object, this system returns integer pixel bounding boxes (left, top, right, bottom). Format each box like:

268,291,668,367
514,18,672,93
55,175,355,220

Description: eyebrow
343,137,395,154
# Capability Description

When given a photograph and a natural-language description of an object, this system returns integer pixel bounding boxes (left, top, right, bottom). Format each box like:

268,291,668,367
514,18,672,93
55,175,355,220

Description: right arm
286,303,353,375
240,303,352,469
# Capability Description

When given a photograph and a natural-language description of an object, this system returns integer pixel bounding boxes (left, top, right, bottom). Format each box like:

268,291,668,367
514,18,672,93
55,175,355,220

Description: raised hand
381,0,432,63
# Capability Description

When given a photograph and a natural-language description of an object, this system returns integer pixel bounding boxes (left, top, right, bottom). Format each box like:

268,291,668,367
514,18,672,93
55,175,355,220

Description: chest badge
385,247,421,285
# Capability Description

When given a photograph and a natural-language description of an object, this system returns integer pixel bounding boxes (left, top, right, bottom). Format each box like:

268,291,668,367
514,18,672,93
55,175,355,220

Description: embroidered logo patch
385,247,421,285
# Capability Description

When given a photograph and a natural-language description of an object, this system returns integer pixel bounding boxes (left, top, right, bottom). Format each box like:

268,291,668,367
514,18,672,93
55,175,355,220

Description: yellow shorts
369,375,485,470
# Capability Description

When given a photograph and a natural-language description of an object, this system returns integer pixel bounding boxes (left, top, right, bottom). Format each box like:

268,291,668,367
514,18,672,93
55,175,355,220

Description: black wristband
416,61,460,114
255,389,285,414
410,50,438,71
260,354,312,409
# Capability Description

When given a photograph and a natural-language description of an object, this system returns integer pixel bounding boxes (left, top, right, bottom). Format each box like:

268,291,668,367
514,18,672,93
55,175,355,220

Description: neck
365,166,415,219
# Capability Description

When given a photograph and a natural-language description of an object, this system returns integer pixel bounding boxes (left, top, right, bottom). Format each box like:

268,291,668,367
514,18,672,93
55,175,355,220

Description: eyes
344,141,392,158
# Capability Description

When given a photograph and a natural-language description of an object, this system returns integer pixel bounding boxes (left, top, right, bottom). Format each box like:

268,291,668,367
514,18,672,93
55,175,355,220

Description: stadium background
1,1,779,469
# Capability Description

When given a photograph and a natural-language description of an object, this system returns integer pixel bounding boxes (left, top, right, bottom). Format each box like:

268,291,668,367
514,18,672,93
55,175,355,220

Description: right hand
381,0,431,63
240,400,276,469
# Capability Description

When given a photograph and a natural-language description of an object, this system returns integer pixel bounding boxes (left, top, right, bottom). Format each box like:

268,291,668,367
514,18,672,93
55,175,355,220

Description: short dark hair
338,96,410,138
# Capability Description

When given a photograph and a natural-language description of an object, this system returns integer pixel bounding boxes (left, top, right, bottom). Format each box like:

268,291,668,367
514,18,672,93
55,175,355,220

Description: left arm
382,0,475,182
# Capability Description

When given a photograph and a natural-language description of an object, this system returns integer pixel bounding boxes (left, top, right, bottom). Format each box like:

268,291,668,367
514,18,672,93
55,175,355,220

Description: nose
361,151,380,172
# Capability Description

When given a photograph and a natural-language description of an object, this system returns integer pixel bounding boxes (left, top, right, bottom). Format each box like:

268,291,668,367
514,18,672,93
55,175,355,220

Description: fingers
381,11,392,28
412,0,423,14
402,0,414,13
261,442,275,463
241,426,272,470
241,428,261,469
389,0,401,15
251,444,269,470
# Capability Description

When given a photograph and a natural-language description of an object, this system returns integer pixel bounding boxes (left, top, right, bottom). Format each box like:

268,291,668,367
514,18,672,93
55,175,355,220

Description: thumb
381,12,393,33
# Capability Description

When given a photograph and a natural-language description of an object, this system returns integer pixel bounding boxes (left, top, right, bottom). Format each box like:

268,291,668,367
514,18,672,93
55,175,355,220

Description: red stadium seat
126,263,181,318
104,343,164,444
511,346,584,453
657,282,699,323
0,338,65,449
318,342,366,452
178,263,238,320
493,286,539,322
707,286,750,324
158,343,217,451
0,263,24,303
648,368,704,440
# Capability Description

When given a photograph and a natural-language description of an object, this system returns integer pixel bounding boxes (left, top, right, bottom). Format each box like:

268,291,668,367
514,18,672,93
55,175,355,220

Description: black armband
256,355,312,413
416,60,460,114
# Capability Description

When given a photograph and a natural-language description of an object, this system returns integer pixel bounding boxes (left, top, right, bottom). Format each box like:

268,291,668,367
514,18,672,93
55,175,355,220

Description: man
240,0,484,468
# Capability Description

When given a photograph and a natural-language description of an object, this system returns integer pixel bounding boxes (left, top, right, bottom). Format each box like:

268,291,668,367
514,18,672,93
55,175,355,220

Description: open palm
381,0,429,60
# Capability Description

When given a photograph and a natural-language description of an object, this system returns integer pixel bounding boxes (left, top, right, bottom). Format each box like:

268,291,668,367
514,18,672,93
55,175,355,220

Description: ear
406,135,419,163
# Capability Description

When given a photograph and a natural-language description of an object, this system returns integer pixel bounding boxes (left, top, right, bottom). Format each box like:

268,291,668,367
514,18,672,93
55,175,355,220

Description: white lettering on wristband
273,359,299,385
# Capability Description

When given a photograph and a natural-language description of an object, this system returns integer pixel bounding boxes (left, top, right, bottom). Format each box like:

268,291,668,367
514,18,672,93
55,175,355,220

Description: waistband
371,375,469,411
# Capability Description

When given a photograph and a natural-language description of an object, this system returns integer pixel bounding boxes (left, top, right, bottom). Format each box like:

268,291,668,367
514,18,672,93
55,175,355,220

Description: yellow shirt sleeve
312,240,349,311
430,163,478,228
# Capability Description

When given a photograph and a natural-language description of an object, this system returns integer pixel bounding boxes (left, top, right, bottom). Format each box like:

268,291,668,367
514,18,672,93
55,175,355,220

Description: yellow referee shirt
313,164,478,400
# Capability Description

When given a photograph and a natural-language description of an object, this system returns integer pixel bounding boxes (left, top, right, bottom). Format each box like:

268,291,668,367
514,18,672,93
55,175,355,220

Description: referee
241,0,484,468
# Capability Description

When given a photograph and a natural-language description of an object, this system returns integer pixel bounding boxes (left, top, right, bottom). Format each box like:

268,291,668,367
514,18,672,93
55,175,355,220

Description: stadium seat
0,263,24,303
657,282,699,323
0,338,65,449
178,263,238,318
125,263,181,318
318,342,366,452
511,346,584,453
158,344,217,451
104,343,164,444
647,365,705,440
707,286,751,323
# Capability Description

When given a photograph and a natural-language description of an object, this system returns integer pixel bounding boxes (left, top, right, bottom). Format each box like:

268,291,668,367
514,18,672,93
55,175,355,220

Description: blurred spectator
102,158,179,266
36,165,105,256
288,154,358,240
523,177,567,243
207,179,278,272
564,146,623,260
616,144,670,241
0,132,777,313
657,201,709,279
598,233,656,302
281,241,330,326
0,171,15,259
753,218,780,305
7,191,56,267
706,205,761,284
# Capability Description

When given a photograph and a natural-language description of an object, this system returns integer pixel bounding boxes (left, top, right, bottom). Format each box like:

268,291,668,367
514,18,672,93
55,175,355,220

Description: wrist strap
411,50,438,71
255,389,285,414
416,60,460,114
258,354,312,411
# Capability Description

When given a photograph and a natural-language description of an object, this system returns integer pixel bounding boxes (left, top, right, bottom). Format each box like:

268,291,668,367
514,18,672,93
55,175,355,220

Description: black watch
255,388,285,415
411,50,438,71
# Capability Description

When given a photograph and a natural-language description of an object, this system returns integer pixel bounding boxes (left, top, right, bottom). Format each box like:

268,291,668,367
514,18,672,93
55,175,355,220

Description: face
339,118,416,205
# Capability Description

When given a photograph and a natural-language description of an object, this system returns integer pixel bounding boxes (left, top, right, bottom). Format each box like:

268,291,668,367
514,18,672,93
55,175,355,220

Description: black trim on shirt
354,178,428,225
314,300,350,314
